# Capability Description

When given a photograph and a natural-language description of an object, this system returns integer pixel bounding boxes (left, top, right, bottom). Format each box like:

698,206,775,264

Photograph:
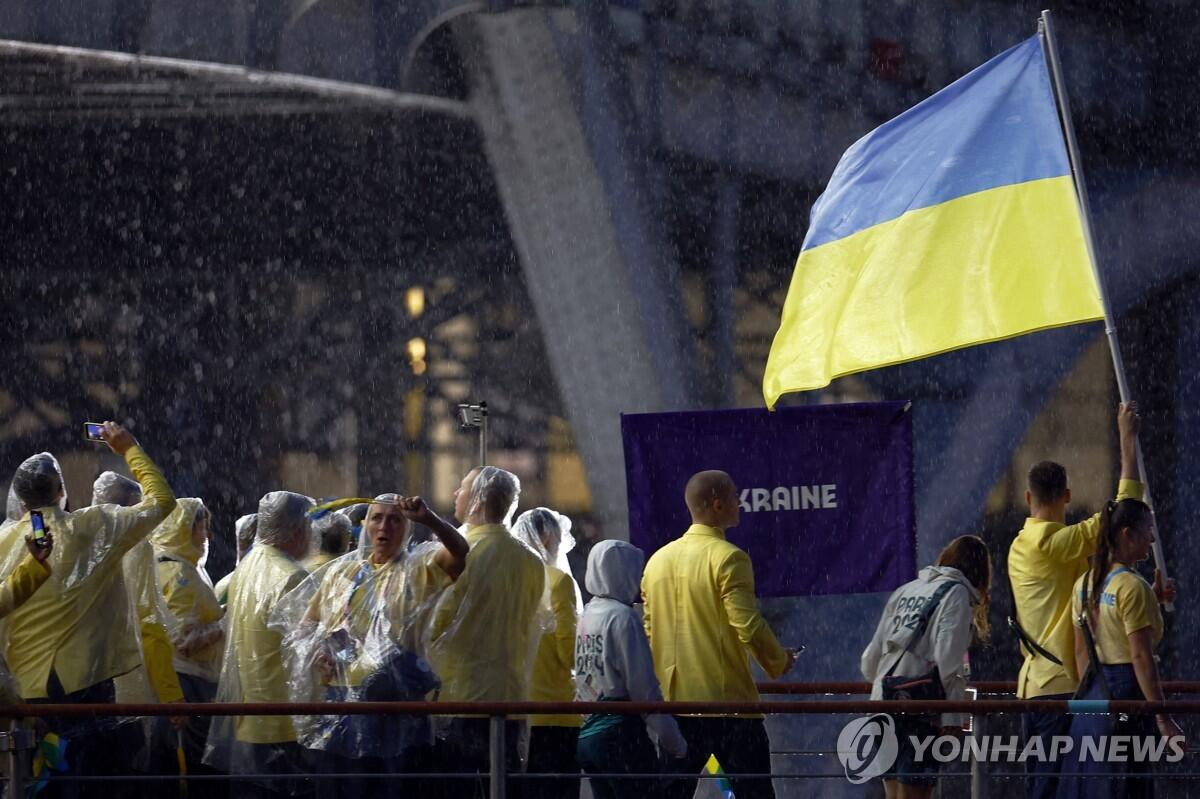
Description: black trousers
525,725,581,799
1023,692,1074,799
661,717,776,799
433,718,524,799
29,673,139,799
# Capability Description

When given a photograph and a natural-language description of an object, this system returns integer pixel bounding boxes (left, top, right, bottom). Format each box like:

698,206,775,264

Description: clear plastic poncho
267,494,451,761
4,483,20,523
0,451,173,754
94,472,181,768
214,512,259,608
151,498,224,684
235,513,258,560
512,507,584,615
204,491,313,778
303,513,352,572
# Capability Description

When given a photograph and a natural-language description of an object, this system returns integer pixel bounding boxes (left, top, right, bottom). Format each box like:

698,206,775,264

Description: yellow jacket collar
1022,516,1064,534
466,523,507,545
684,523,727,540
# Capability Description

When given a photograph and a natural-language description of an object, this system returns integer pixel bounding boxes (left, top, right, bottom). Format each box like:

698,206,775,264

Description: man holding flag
1009,403,1142,798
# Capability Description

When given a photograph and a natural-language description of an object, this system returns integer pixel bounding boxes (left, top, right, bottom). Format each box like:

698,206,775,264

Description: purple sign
621,402,915,598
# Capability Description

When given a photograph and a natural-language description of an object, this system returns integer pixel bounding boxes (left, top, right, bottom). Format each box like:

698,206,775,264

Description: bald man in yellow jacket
643,470,796,799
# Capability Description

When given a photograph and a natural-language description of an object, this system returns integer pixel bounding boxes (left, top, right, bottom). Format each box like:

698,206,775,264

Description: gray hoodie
861,565,980,726
575,540,687,757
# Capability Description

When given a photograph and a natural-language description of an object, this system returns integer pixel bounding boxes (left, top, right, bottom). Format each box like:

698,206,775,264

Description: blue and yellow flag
764,35,1102,408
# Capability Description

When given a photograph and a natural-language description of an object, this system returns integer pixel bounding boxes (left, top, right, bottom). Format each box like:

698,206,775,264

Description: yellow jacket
3,445,176,699
642,524,790,706
225,544,308,743
122,540,184,703
529,565,581,727
0,555,51,618
429,524,545,702
1008,479,1144,698
154,499,224,684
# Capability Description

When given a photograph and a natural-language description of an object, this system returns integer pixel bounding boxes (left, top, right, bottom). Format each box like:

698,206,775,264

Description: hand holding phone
26,511,53,563
30,511,47,543
83,421,138,455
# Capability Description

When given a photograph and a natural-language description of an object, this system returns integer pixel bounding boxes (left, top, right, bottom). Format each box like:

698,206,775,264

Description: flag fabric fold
763,35,1102,408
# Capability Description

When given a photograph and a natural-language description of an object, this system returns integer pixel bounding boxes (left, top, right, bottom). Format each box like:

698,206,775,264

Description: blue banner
621,402,916,598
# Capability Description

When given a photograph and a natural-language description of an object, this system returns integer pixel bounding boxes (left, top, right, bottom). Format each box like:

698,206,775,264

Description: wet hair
1088,498,1153,610
468,467,521,524
935,535,992,640
235,514,258,555
1028,461,1068,505
317,514,351,556
193,504,211,533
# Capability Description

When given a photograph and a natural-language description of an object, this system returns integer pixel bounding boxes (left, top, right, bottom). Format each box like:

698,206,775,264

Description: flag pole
1038,9,1172,609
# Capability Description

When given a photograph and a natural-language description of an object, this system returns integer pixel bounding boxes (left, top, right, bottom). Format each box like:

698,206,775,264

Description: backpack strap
1075,574,1116,700
882,579,960,680
1007,569,1063,666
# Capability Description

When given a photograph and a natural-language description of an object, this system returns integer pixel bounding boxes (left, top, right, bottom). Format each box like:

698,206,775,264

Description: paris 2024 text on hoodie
575,540,687,756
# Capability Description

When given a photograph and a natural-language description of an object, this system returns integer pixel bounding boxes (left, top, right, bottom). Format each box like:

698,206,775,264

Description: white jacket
575,540,687,757
860,566,979,727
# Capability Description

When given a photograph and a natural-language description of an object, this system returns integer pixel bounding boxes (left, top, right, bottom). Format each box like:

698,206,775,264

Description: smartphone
30,511,47,543
84,422,105,442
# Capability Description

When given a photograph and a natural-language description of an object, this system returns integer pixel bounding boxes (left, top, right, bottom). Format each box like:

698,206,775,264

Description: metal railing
3,684,1198,797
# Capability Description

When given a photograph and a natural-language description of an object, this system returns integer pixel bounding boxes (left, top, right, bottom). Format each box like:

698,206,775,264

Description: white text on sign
738,485,838,512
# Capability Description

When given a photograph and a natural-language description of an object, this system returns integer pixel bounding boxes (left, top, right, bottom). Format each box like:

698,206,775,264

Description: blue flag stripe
803,36,1069,252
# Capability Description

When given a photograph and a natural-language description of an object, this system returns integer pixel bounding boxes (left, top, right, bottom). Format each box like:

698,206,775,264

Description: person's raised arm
397,496,468,580
1043,404,1144,564
101,422,176,552
1118,402,1140,483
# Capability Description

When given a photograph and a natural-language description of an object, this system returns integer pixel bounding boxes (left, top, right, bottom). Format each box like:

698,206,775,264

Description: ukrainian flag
764,36,1103,409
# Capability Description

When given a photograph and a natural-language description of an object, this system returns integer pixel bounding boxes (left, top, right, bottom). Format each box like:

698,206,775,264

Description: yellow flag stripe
763,175,1102,408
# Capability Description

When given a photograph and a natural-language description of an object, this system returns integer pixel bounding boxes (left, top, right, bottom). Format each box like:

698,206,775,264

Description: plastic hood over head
5,484,20,522
466,466,521,526
256,491,313,547
92,471,143,507
585,539,644,605
151,497,207,566
313,512,352,556
512,507,575,566
12,452,66,511
353,494,402,560
234,513,257,559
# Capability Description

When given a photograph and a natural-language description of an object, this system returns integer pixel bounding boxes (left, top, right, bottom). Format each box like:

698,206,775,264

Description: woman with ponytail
862,535,991,799
1060,498,1182,799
